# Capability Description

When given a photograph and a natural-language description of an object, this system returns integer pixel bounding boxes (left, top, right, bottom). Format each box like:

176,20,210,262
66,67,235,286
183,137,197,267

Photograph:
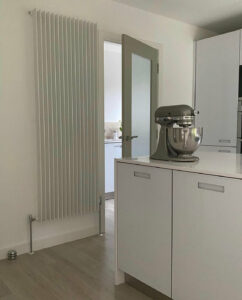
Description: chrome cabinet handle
218,149,230,153
134,171,150,179
198,182,224,193
219,139,231,143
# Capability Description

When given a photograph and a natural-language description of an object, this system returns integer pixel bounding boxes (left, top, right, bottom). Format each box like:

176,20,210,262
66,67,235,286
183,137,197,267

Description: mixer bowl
167,127,203,155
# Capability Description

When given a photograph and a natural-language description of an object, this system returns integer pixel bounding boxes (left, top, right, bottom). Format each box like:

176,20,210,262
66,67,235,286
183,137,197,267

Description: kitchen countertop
105,139,122,144
116,151,242,180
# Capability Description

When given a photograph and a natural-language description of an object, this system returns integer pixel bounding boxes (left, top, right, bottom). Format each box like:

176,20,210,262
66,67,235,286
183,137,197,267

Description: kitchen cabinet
105,142,122,193
173,170,242,300
117,163,172,297
196,145,236,153
195,30,240,147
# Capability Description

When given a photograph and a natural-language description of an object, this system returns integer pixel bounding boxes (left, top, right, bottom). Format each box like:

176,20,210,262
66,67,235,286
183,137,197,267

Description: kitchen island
115,152,242,300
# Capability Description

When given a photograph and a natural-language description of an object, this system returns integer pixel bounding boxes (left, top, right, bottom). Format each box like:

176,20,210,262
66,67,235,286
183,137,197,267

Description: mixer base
170,154,199,162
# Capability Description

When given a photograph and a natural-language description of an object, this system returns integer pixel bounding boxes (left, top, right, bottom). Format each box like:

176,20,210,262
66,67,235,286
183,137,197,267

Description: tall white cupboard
195,30,240,149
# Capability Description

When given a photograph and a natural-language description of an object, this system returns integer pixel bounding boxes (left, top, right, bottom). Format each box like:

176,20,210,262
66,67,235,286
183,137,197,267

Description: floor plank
0,279,11,298
0,200,150,300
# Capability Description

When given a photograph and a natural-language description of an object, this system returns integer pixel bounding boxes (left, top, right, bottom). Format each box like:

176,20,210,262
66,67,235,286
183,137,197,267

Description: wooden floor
0,200,151,300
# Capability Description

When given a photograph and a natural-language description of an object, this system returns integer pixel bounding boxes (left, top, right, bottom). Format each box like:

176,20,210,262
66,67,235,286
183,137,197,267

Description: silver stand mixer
151,105,203,162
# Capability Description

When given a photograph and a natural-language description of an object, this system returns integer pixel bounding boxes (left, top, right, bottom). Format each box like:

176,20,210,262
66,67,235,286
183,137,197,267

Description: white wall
0,0,215,259
104,42,122,123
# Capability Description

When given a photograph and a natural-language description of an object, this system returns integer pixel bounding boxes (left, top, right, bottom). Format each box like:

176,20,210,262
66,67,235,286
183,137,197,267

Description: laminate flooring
0,200,150,300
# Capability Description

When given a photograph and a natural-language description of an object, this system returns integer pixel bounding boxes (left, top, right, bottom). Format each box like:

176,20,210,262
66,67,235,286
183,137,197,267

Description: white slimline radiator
32,10,99,221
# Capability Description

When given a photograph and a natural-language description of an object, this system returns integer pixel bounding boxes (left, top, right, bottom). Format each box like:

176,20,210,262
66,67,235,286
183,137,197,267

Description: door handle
119,136,138,141
126,135,138,141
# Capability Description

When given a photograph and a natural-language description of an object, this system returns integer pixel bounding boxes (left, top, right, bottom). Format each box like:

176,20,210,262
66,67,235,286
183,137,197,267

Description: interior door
122,35,159,158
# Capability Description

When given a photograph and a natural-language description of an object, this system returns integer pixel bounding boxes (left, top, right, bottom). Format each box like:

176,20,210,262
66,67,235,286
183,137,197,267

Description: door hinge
157,63,159,74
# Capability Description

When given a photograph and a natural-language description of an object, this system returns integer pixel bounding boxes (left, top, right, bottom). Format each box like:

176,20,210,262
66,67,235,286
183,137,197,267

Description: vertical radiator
32,10,99,221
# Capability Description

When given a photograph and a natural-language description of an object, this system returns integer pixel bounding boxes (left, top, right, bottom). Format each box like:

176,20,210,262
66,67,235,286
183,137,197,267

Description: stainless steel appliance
237,99,242,153
151,105,203,162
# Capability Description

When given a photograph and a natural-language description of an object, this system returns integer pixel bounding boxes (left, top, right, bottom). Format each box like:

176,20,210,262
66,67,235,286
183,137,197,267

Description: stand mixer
151,105,203,162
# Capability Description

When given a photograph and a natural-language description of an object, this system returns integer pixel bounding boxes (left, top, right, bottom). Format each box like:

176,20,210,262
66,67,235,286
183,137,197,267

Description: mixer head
154,104,197,127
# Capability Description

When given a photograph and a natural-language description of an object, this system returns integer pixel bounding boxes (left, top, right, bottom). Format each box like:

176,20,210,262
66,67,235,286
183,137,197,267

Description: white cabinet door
173,171,242,300
195,30,240,147
105,143,122,193
117,163,172,297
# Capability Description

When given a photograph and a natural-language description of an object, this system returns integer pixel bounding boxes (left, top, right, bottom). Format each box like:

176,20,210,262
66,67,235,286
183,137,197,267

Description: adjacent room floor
0,200,150,300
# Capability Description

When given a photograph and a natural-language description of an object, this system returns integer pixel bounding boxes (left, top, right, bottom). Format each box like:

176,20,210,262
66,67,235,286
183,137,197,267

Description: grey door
122,34,159,158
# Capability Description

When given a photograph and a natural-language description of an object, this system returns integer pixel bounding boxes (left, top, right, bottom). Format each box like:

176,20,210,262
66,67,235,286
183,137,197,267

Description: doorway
104,41,122,227
103,36,158,233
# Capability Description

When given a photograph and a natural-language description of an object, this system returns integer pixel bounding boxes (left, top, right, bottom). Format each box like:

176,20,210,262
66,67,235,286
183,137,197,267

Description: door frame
122,34,159,157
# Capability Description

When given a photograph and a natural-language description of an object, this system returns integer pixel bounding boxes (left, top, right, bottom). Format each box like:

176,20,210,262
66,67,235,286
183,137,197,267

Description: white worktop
116,151,242,180
105,139,122,144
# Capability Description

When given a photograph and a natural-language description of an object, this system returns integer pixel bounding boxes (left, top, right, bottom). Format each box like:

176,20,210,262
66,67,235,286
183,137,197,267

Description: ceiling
114,0,242,33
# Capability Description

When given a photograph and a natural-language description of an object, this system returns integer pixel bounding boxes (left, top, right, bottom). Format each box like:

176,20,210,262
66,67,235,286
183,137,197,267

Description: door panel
131,53,151,157
122,35,158,157
173,171,242,300
117,163,172,296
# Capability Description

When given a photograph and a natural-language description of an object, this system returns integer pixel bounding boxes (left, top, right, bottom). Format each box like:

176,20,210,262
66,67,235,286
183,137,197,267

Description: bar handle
219,139,231,144
198,182,224,193
218,149,231,153
134,171,150,179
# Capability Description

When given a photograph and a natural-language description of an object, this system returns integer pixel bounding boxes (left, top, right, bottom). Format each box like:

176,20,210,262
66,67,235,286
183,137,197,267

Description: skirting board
0,226,98,260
